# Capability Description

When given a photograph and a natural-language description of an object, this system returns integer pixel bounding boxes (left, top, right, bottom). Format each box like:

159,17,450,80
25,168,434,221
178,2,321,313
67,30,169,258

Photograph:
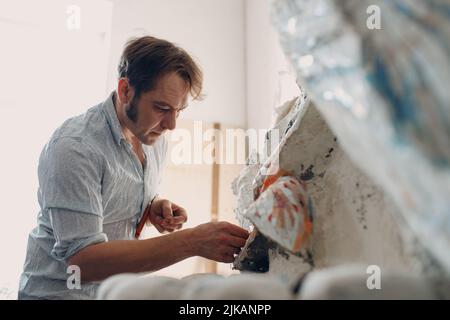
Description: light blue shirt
18,92,167,299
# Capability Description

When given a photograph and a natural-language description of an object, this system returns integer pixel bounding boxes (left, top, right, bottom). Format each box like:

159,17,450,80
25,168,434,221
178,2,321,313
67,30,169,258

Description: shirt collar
102,91,126,145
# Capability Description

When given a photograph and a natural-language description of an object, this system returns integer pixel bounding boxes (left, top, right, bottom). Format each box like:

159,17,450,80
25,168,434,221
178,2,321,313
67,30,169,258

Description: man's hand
146,198,188,233
190,221,250,263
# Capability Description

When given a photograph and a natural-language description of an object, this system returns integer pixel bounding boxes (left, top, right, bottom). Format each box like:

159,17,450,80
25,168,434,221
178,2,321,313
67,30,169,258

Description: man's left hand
145,198,188,233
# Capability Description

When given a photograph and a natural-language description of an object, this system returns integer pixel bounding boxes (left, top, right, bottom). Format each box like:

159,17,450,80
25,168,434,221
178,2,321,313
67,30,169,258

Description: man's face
123,72,189,145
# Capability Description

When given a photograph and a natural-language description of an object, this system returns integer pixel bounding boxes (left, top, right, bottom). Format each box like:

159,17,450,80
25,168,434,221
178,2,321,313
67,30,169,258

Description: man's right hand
189,221,250,263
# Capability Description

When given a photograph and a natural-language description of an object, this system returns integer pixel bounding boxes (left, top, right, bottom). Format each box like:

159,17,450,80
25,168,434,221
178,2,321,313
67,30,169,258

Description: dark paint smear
285,119,295,134
355,193,367,229
300,165,315,181
233,231,275,273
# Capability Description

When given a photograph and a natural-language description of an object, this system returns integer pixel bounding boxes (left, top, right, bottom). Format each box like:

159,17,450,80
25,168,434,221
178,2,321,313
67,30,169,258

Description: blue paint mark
307,197,314,222
366,55,418,139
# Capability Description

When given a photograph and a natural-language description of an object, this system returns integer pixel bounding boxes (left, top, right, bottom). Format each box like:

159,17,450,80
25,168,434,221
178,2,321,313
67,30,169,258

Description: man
18,36,249,300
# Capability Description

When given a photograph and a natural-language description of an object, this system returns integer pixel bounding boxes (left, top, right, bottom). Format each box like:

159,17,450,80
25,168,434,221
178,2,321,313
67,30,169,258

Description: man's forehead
156,72,189,91
154,98,189,110
142,80,189,109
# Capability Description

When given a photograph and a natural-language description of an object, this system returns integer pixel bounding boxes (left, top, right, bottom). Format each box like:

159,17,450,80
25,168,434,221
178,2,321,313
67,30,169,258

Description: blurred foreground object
271,0,450,275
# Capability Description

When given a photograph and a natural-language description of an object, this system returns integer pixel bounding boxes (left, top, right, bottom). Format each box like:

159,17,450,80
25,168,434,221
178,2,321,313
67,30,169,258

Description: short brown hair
118,36,203,100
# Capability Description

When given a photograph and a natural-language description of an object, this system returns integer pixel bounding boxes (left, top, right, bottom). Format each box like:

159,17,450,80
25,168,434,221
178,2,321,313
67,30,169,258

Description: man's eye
155,105,169,112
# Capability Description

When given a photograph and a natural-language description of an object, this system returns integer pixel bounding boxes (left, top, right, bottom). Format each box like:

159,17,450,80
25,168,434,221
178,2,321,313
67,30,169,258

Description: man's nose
162,110,177,131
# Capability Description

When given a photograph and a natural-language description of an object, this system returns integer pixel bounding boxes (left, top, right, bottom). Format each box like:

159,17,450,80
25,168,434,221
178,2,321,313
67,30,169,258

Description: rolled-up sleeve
38,137,107,262
49,208,107,262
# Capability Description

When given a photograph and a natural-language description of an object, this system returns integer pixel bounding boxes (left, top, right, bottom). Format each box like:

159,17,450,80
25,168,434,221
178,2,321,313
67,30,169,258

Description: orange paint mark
292,210,313,252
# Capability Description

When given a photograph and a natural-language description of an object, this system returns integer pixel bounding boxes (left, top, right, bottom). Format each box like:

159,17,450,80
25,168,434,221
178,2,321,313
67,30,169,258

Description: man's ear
117,78,134,104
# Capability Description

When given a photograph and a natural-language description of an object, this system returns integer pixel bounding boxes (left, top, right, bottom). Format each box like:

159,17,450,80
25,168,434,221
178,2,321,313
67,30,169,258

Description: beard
125,96,139,123
125,97,160,146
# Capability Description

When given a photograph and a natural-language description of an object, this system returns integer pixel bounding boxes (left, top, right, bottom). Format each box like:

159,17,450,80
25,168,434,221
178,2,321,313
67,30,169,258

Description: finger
150,215,163,225
162,201,173,220
174,223,183,230
227,235,248,248
154,223,165,234
226,223,250,239
170,216,186,224
164,222,183,229
173,206,188,223
164,227,175,233
161,219,180,228
221,252,236,263
168,223,183,230
223,257,235,263
232,246,242,254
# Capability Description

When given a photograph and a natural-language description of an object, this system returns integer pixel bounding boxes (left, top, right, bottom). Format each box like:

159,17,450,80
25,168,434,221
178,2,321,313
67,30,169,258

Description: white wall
0,0,114,297
245,0,300,130
107,0,247,128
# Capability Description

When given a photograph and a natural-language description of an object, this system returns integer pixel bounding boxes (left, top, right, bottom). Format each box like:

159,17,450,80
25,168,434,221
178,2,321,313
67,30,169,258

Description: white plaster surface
233,93,438,292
